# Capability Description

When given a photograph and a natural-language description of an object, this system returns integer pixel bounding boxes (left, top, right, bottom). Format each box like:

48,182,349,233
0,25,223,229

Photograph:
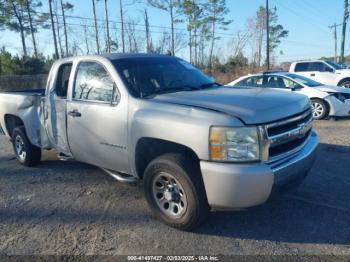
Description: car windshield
326,60,344,70
286,73,322,87
112,57,219,98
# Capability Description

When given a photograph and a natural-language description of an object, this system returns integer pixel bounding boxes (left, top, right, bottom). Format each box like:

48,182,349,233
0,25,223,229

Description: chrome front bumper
200,132,318,209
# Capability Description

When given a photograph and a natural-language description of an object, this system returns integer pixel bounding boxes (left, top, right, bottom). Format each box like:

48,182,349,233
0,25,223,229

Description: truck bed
0,89,45,147
0,89,45,95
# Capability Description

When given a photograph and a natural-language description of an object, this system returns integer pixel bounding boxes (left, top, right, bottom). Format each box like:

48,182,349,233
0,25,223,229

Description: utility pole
341,0,349,64
266,0,270,70
329,23,341,62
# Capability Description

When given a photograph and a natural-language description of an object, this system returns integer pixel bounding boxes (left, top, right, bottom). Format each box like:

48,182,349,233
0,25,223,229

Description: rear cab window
55,63,72,98
295,62,333,72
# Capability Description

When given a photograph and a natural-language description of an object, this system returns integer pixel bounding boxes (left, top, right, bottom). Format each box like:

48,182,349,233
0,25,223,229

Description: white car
227,72,350,120
289,60,350,88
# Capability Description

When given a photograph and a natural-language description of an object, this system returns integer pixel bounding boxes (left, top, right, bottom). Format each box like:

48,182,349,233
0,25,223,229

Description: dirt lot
0,120,349,255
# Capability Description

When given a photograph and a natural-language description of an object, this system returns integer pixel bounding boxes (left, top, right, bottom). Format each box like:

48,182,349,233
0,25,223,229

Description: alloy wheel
312,101,324,119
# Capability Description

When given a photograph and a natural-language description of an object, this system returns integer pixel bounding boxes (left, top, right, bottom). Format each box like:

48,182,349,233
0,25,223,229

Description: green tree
0,0,47,57
148,0,182,55
206,0,233,72
60,0,74,56
253,6,288,66
1,0,30,56
268,7,288,54
0,48,14,75
180,0,203,65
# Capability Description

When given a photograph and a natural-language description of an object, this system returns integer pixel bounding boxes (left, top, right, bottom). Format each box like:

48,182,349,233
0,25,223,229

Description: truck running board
101,168,138,183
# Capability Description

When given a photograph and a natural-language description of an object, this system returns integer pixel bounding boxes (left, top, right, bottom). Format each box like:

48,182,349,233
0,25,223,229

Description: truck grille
263,109,313,163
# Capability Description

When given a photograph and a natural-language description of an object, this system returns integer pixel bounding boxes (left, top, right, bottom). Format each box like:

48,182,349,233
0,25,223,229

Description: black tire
338,79,350,88
143,153,209,231
311,98,329,120
12,126,41,166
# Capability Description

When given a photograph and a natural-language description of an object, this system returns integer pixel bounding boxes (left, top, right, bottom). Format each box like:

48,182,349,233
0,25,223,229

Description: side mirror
291,84,302,91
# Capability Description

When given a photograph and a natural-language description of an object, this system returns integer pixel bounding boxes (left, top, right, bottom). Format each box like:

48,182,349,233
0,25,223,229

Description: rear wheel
143,153,209,231
12,126,41,166
311,99,329,120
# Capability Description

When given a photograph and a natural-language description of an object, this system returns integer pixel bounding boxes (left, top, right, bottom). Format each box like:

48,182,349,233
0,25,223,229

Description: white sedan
227,72,350,120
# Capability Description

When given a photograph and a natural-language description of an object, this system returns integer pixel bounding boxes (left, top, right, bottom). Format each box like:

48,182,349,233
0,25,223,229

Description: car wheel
311,99,329,120
339,79,350,88
143,153,209,231
12,126,41,166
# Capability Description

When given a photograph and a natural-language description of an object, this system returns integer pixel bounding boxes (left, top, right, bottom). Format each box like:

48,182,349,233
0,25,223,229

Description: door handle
68,110,81,117
310,73,315,77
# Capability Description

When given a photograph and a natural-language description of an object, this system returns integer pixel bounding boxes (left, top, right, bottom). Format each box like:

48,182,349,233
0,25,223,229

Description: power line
299,0,330,20
294,0,330,27
271,0,330,35
36,11,239,38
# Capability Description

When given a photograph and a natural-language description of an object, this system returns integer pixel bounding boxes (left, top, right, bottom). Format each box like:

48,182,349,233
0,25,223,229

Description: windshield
326,60,344,70
286,73,322,87
112,57,217,98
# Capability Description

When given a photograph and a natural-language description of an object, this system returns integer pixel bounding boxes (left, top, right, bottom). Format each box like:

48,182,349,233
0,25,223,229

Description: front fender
127,99,242,176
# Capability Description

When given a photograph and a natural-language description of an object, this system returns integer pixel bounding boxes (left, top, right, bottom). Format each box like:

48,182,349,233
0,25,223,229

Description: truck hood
314,85,350,94
153,87,310,125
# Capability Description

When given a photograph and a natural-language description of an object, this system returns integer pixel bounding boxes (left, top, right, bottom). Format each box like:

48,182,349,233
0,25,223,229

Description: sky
0,0,348,64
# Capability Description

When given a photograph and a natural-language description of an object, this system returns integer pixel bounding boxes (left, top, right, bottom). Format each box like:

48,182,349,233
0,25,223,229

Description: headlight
210,126,260,162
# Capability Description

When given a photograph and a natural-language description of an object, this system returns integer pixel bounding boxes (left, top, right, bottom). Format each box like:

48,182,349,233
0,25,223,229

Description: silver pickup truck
0,54,318,230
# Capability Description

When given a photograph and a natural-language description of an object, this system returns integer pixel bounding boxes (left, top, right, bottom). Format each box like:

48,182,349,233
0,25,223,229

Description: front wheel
311,99,329,120
143,153,209,231
12,126,41,166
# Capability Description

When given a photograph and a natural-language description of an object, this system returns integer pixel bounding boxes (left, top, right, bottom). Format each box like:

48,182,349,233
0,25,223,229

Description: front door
44,62,73,155
66,61,129,173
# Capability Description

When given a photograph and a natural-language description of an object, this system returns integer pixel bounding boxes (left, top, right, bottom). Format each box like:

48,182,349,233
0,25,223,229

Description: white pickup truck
0,54,318,230
289,60,350,88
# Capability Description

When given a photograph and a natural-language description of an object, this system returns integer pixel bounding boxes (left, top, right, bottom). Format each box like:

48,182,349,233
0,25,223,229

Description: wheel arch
310,97,331,118
134,137,200,179
4,114,25,137
337,77,350,87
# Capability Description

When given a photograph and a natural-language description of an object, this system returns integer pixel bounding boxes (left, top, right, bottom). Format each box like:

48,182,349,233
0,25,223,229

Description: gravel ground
0,120,349,255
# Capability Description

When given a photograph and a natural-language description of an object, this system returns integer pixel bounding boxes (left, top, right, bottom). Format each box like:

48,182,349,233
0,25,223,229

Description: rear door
66,61,129,173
